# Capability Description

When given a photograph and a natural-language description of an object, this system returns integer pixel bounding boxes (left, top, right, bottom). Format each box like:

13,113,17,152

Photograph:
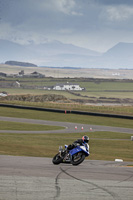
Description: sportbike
52,143,89,166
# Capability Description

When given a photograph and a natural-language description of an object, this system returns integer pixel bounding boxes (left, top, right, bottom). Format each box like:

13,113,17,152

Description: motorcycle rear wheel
71,153,85,166
52,153,63,165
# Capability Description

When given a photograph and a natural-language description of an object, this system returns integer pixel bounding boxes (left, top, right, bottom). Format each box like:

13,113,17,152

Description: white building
53,82,84,91
0,92,8,97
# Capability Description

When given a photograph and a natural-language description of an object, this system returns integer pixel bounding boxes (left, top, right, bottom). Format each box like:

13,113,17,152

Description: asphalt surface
0,116,133,199
0,156,133,200
0,116,133,134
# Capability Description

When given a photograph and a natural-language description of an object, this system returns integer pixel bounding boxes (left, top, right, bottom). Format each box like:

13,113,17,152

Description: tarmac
0,156,133,200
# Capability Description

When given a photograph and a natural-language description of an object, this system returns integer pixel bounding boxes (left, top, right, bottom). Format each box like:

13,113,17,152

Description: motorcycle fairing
69,145,89,156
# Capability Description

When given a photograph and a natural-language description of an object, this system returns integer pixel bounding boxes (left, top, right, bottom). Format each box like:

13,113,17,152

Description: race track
0,156,133,200
0,116,133,134
0,116,133,199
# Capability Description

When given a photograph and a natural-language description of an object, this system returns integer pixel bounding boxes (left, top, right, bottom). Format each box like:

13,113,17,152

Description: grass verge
0,107,133,128
1,100,133,116
0,132,132,162
0,121,64,131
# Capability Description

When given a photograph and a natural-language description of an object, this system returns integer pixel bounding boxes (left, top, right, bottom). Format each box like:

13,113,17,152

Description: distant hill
101,42,133,68
26,40,101,56
0,39,101,68
104,42,133,57
1,39,133,69
5,61,38,67
0,39,34,62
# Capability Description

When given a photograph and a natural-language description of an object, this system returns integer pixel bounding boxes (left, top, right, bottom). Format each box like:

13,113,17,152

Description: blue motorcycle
52,143,89,166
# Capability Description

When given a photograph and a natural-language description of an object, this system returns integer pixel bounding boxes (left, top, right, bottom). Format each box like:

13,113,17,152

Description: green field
0,132,132,161
0,107,133,161
1,77,133,117
1,77,133,119
1,77,133,99
0,121,64,131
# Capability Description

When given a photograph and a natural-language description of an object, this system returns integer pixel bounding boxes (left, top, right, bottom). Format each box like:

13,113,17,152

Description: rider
67,135,89,151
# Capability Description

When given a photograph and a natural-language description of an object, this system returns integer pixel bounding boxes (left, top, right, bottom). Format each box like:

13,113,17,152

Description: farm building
0,91,8,97
0,72,7,77
53,82,84,91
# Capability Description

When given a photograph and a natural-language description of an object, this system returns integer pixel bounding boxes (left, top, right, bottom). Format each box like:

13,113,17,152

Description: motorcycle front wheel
52,153,63,165
71,152,85,166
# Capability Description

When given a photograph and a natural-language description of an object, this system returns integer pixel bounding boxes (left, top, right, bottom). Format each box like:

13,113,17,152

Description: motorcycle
52,143,89,166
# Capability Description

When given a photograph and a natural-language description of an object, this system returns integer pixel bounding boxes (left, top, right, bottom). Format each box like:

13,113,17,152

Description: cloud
53,0,82,15
93,0,133,6
54,0,76,14
0,0,133,52
37,0,82,16
104,5,133,21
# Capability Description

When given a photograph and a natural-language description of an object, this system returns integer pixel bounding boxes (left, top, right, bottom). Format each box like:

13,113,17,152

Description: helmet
82,135,89,143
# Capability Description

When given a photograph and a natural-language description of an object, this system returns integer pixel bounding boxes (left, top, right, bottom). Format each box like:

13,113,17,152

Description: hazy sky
0,0,133,52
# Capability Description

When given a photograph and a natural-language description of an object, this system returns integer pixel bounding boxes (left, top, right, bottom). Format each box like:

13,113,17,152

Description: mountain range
0,39,133,69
